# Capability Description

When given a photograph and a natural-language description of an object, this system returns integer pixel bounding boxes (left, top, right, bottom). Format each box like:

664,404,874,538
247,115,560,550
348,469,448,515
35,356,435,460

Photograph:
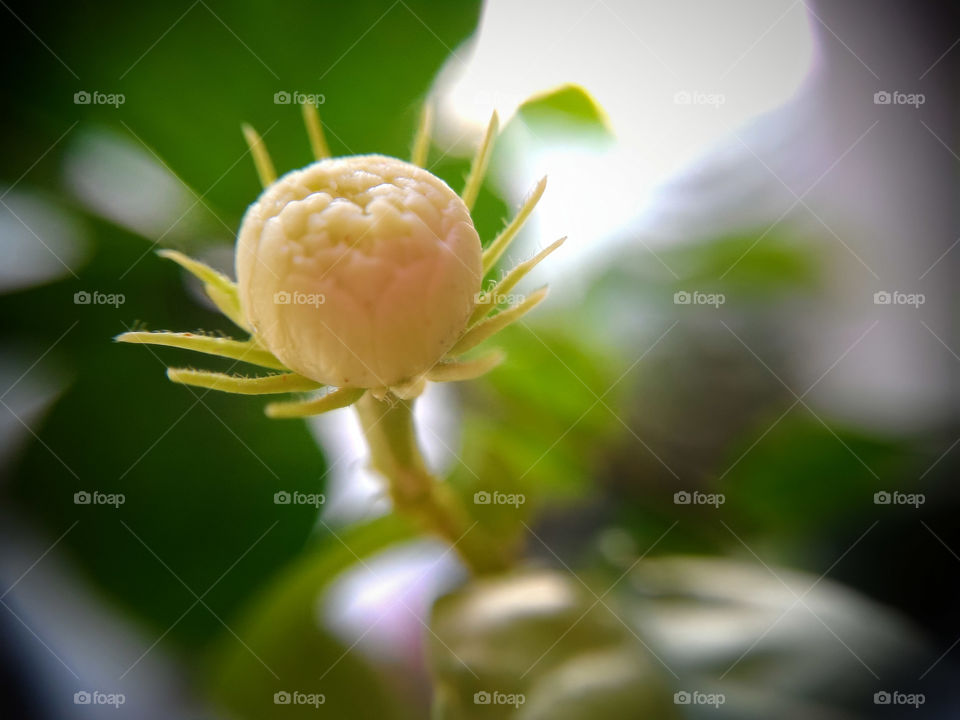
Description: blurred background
1,0,958,717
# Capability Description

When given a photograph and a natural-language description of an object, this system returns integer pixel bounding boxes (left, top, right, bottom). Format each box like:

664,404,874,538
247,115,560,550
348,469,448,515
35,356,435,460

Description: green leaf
4,224,328,647
207,515,418,720
516,84,613,140
446,323,622,550
661,232,821,299
718,416,910,545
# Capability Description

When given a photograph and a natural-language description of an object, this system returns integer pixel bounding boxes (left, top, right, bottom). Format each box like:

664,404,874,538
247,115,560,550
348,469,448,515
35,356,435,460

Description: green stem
354,392,509,575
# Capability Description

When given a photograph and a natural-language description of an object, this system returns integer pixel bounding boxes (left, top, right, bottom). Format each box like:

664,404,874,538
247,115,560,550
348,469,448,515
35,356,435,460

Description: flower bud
236,155,481,388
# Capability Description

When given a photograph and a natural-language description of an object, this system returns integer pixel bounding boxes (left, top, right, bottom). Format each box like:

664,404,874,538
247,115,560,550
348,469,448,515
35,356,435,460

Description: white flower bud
236,155,481,388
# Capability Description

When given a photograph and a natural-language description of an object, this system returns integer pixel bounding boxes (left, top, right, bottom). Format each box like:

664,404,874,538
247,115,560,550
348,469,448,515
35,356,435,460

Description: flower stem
354,392,508,575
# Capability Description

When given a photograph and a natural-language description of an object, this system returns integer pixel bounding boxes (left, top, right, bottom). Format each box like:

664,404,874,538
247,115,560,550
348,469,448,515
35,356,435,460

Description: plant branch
354,392,508,575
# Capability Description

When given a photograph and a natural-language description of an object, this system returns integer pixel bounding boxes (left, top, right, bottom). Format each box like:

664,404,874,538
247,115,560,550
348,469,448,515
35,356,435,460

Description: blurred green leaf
515,84,613,139
1,0,482,218
4,221,328,646
718,416,910,547
662,232,821,299
208,515,418,720
446,322,623,553
584,232,821,322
